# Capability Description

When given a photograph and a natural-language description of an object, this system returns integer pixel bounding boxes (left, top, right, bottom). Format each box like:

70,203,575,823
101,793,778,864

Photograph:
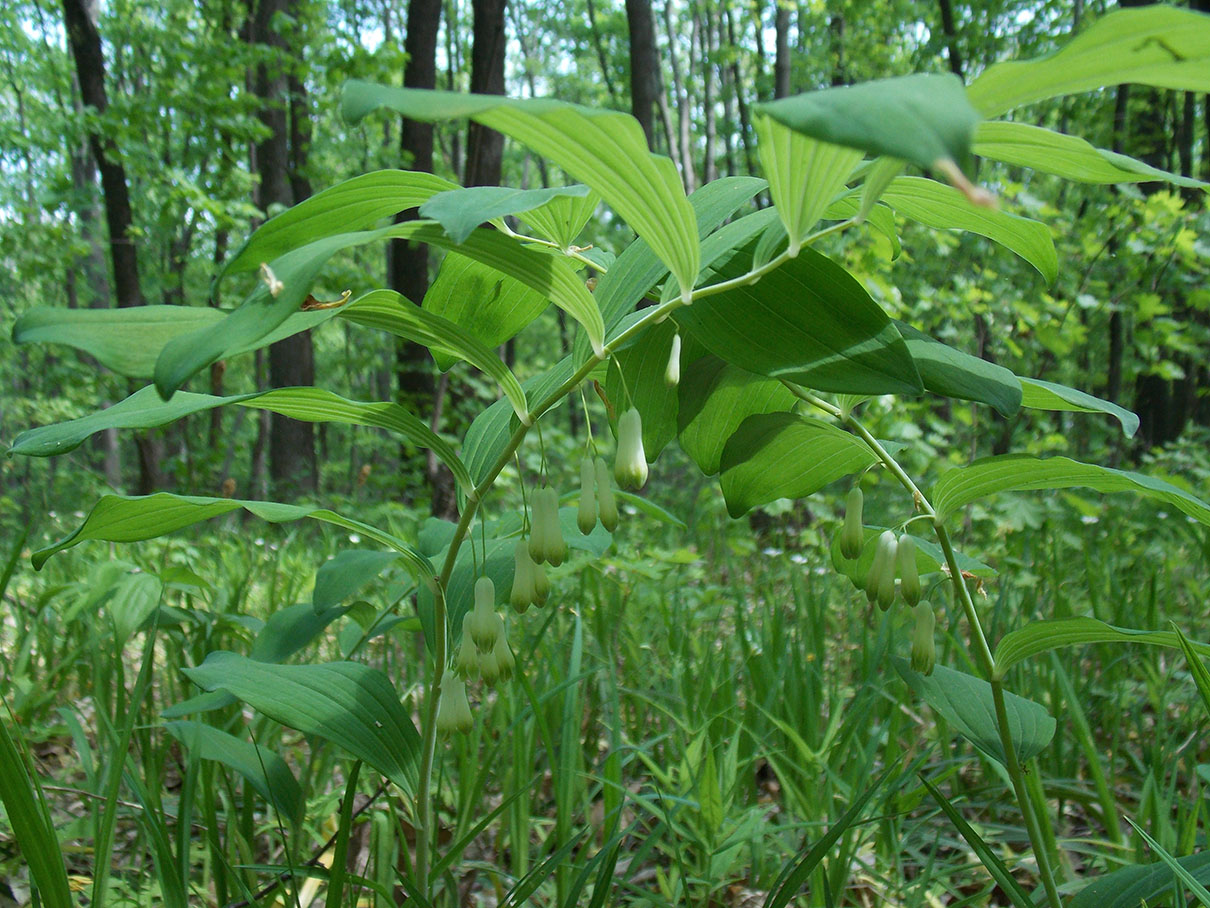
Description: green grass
2,458,1209,907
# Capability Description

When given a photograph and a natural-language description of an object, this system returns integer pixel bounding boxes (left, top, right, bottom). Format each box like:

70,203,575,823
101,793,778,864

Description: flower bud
897,535,921,607
436,673,473,734
595,457,618,532
531,558,550,605
511,539,538,613
468,576,500,651
840,487,864,560
876,533,899,611
454,613,479,678
528,487,567,566
614,408,648,490
577,456,597,535
485,627,515,685
864,530,897,608
664,332,682,388
910,601,936,675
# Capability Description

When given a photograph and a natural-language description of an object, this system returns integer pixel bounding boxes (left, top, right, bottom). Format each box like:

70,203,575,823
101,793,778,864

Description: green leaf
385,223,604,357
580,176,767,365
1174,625,1210,720
932,454,1210,527
1020,377,1139,437
164,721,304,827
12,305,221,378
313,551,401,613
1124,821,1210,908
676,241,922,395
895,660,1055,766
755,73,980,173
342,289,529,421
422,255,549,371
222,170,457,278
1069,852,1210,908
9,385,472,496
719,413,879,518
419,184,591,244
342,84,700,298
677,357,797,477
34,493,436,588
182,652,420,795
13,305,336,380
994,617,1210,679
975,121,1210,189
108,572,163,646
880,177,1057,283
517,188,600,248
0,716,73,908
755,115,863,250
968,6,1210,118
605,320,679,460
896,322,1022,417
248,604,351,663
919,777,1037,908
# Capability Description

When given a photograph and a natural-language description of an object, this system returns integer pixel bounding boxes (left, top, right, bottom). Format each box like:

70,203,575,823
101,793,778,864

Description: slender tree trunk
723,4,757,176
774,1,791,99
390,0,442,512
625,0,659,148
585,0,619,105
253,0,317,497
663,0,696,191
465,0,507,187
936,0,964,79
697,4,718,184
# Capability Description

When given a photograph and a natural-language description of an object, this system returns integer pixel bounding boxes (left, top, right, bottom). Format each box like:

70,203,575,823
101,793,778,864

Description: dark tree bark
626,0,660,148
465,0,507,188
585,0,620,105
253,0,317,497
773,1,791,99
936,0,964,79
389,0,443,513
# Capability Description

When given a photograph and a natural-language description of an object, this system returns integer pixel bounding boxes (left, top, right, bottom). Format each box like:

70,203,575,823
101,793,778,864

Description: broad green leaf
1070,852,1210,908
222,170,457,277
975,121,1210,190
755,73,979,173
896,322,1022,417
422,255,548,371
719,413,878,518
385,223,604,357
881,177,1057,282
463,355,576,485
580,175,767,365
313,551,401,613
182,652,420,795
676,241,922,395
1174,625,1210,719
33,493,436,588
605,320,679,460
825,195,902,258
13,305,336,380
108,572,163,646
919,778,1036,908
667,207,781,302
517,187,600,248
0,718,74,908
894,659,1055,766
993,617,1210,679
164,721,303,827
755,115,863,251
157,220,603,396
342,84,700,297
858,157,907,220
419,183,591,244
932,454,1210,527
677,357,797,477
342,289,529,421
1020,377,1139,437
248,603,351,663
9,385,472,495
968,6,1210,118
13,305,221,378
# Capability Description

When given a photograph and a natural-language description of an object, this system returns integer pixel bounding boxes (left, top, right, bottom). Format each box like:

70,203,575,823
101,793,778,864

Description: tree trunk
253,0,317,497
465,0,507,188
936,0,964,79
390,0,443,512
774,1,791,99
585,0,619,105
626,0,659,148
662,0,696,191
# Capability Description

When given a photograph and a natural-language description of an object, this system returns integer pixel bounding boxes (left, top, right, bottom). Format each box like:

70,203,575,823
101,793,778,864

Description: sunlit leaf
419,183,590,244
1020,377,1139,437
994,617,1210,678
